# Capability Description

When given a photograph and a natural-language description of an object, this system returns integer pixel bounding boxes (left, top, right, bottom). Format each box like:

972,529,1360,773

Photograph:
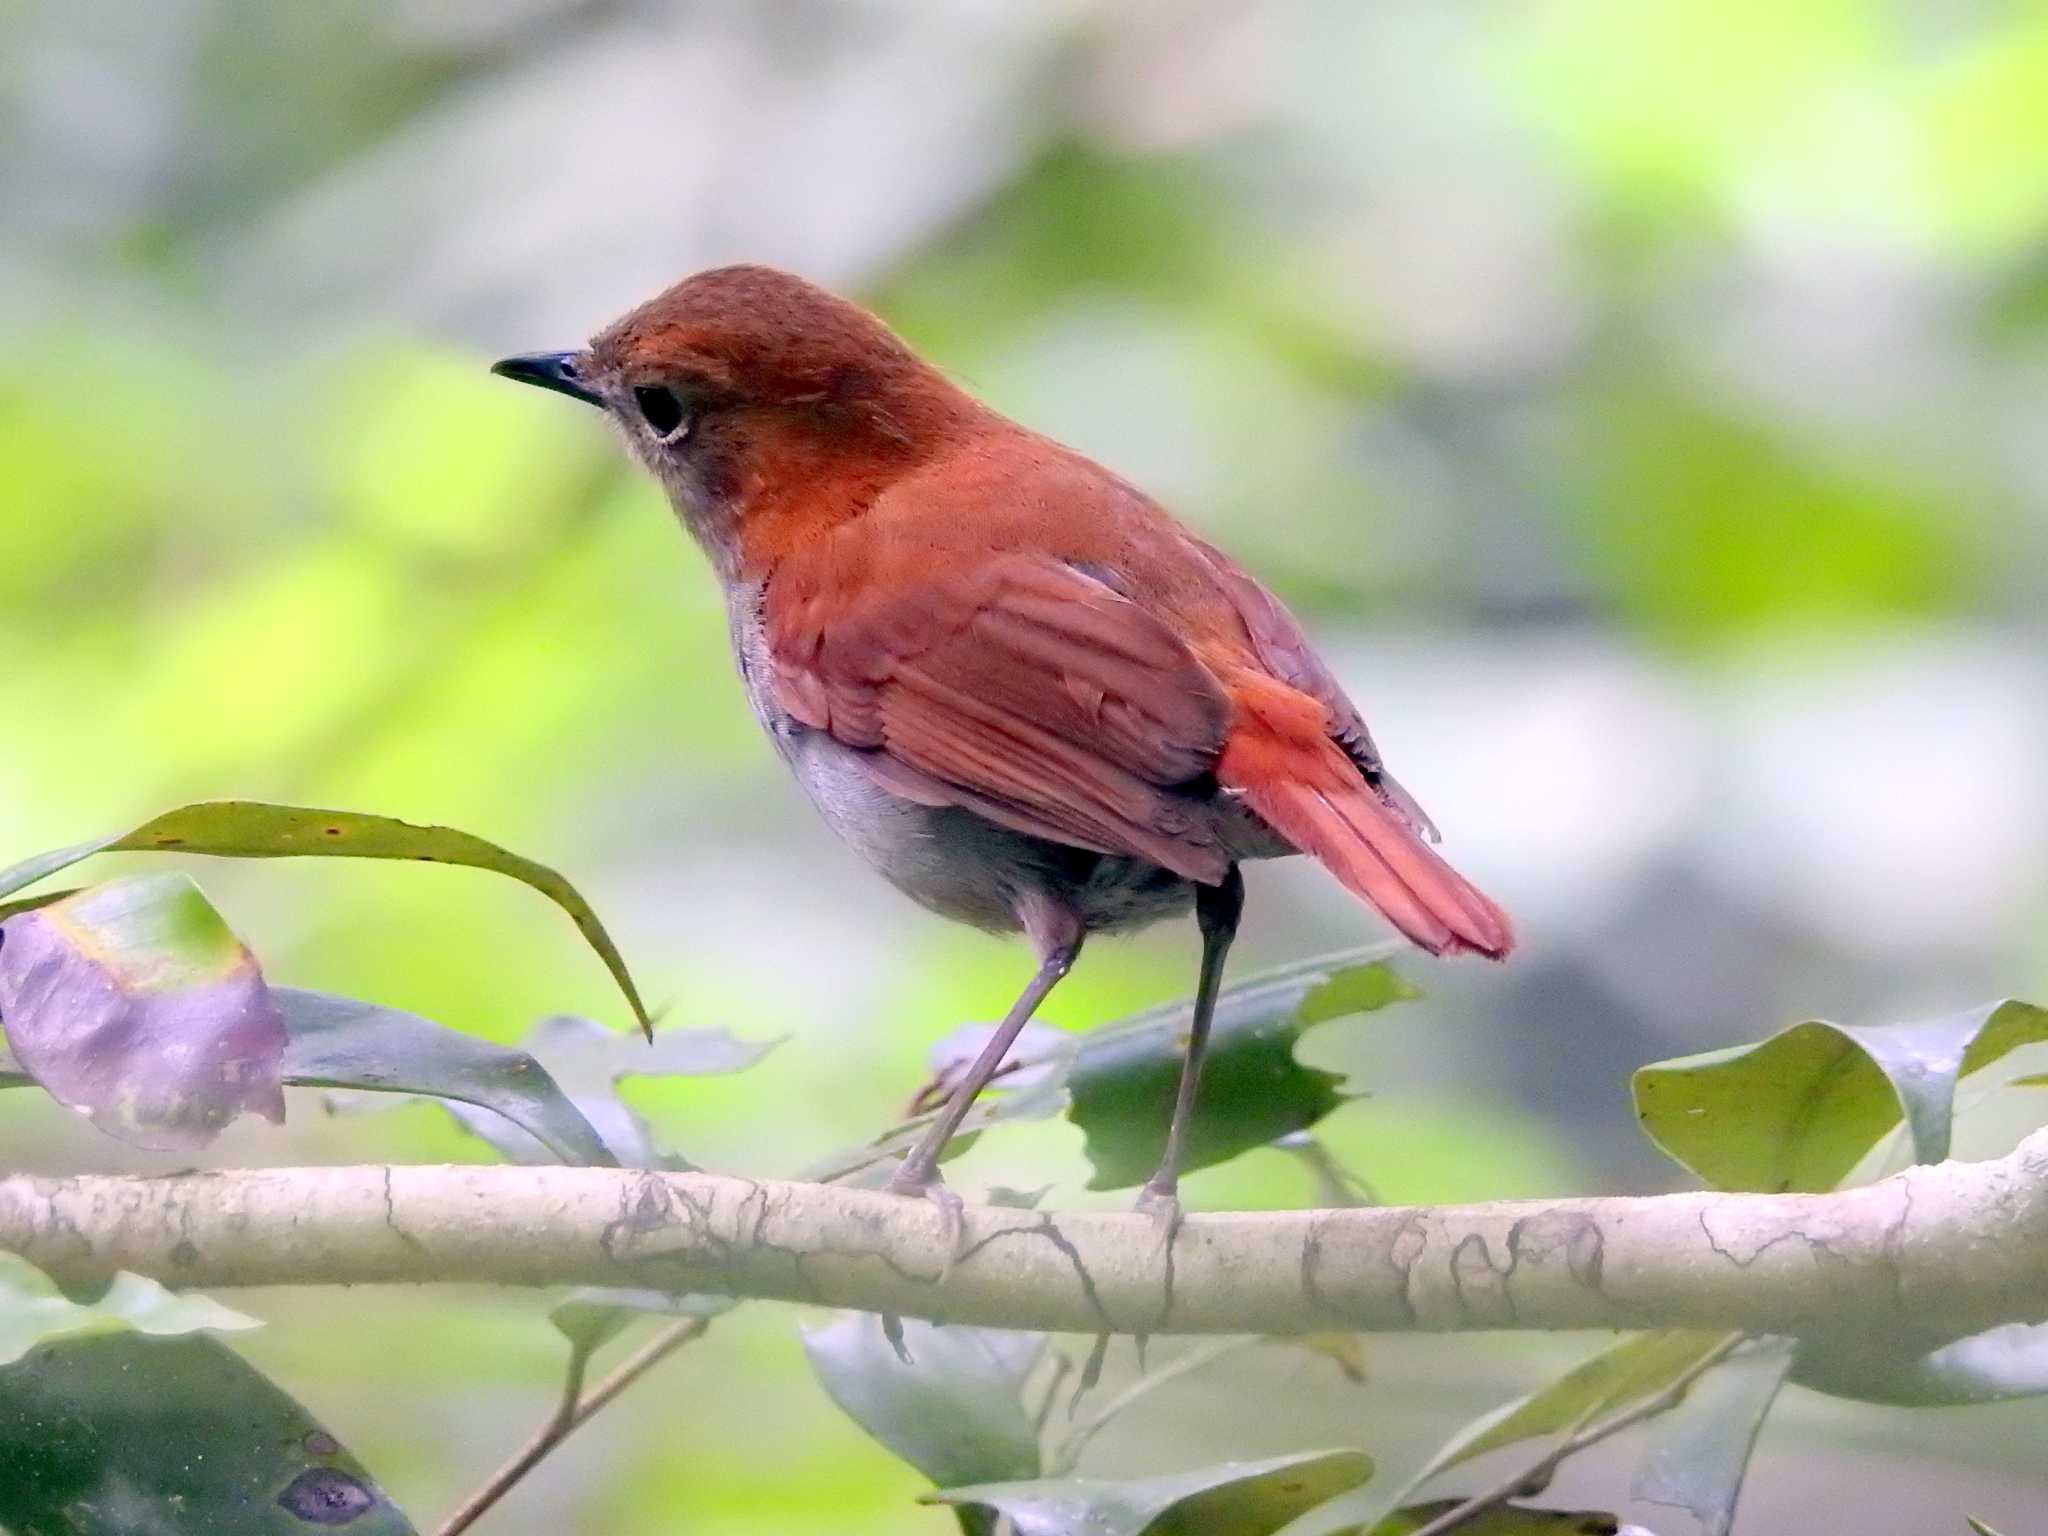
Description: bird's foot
888,1164,969,1275
1133,1178,1184,1254
879,1310,912,1365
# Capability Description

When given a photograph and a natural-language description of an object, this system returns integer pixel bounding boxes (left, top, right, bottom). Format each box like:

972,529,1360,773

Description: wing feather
765,551,1233,882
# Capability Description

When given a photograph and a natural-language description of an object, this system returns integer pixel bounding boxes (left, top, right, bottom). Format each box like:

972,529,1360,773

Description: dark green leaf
1633,1000,2048,1192
1070,954,1413,1190
803,1313,1046,1490
0,801,651,1035
279,990,618,1167
1632,1336,1793,1536
933,1449,1373,1536
0,1332,415,1533
806,946,1411,1189
0,1254,259,1365
1370,1502,1627,1534
1793,1322,2048,1406
0,874,286,1149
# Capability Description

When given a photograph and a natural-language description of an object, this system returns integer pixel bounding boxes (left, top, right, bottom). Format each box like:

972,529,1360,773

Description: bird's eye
634,385,690,442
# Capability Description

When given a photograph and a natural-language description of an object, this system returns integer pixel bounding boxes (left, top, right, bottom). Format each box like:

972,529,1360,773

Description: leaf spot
276,1467,376,1525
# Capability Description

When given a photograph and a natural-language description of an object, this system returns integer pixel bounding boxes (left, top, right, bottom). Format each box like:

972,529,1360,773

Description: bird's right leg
888,904,1084,1251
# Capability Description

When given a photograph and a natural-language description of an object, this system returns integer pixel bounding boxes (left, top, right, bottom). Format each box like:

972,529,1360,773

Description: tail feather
1232,774,1514,960
1210,666,1513,959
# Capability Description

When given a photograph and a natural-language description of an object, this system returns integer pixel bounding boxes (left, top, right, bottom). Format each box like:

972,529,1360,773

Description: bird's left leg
1134,863,1245,1244
889,902,1085,1255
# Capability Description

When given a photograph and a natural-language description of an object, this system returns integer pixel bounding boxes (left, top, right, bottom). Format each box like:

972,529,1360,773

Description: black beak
490,351,601,407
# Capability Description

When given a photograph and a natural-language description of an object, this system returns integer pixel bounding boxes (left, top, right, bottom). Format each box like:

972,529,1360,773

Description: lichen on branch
5,1131,2046,1341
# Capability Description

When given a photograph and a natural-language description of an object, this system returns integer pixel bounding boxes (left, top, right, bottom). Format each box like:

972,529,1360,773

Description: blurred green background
3,1,2046,1531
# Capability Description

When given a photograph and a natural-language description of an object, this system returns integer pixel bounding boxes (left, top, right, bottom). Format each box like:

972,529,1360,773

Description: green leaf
1370,1503,1628,1535
278,990,619,1167
550,1289,734,1356
0,874,287,1148
1632,1336,1794,1536
1632,1000,2048,1192
1416,1330,1732,1489
0,886,78,924
0,1254,260,1366
0,1332,415,1533
1277,1332,1731,1536
1793,1322,2048,1406
1069,953,1415,1190
0,801,651,1036
803,1313,1047,1490
1967,1519,2008,1536
932,1449,1374,1536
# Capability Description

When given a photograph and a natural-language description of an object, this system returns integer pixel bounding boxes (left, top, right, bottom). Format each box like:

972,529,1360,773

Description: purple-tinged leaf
0,874,285,1150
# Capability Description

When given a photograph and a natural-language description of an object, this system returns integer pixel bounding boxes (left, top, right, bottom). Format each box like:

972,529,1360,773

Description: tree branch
5,1130,2046,1339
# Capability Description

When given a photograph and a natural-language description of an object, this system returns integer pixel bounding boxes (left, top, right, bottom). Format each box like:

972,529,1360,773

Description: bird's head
493,265,977,576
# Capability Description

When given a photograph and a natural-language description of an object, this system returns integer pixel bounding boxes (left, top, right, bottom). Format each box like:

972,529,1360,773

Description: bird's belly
777,725,1195,936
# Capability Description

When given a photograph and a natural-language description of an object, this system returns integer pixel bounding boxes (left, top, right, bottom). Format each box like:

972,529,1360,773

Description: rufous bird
494,265,1511,1232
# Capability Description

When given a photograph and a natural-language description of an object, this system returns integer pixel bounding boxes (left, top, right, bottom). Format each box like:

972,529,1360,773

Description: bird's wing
763,550,1235,882
1184,533,1439,840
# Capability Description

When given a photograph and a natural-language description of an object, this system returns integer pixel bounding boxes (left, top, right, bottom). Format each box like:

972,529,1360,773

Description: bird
493,264,1511,1235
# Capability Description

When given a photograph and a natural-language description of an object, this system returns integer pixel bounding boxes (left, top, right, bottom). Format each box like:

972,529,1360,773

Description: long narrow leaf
0,801,650,1035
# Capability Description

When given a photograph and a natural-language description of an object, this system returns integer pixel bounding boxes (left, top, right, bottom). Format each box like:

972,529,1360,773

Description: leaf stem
433,1316,711,1536
1408,1334,1746,1536
1050,1336,1256,1474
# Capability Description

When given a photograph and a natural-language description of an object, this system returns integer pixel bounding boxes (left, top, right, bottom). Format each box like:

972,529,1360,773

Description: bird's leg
1134,864,1245,1245
889,915,1084,1256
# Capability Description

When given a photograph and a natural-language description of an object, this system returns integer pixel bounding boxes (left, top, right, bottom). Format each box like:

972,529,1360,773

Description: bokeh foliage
4,0,2047,1530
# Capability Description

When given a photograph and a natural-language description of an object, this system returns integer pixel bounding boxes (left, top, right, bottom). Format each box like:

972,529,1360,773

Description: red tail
1217,675,1513,959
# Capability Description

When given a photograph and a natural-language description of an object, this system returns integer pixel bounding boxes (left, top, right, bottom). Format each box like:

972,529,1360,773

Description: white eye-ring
634,384,691,443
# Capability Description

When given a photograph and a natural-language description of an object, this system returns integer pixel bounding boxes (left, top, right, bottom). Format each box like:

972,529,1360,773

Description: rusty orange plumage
495,264,1510,1229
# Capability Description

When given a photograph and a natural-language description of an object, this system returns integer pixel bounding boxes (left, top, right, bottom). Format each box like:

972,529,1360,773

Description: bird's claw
889,1166,969,1277
1133,1179,1184,1253
880,1310,912,1365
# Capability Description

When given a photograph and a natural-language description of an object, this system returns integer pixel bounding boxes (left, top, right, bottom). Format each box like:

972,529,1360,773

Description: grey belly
779,724,1197,936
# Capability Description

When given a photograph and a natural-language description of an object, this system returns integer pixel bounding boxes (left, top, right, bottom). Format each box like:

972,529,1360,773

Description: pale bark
5,1131,2046,1339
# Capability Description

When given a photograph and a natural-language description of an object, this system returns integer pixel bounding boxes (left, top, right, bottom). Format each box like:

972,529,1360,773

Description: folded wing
764,551,1236,883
